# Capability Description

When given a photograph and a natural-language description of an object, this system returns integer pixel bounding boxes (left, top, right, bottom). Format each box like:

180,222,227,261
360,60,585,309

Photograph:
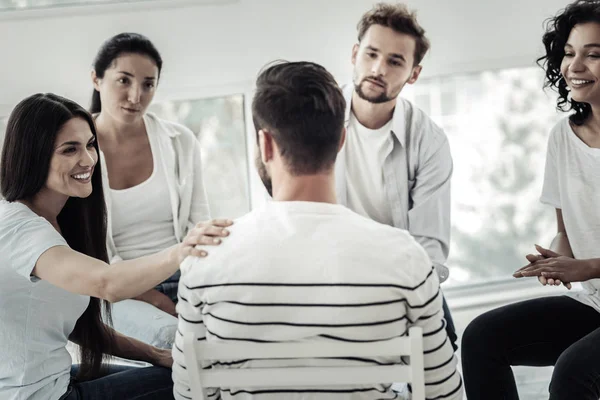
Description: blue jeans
60,364,174,400
156,280,179,303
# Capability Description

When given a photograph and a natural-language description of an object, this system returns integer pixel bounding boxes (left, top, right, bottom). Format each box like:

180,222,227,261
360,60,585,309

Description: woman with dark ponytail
0,93,221,399
89,33,229,349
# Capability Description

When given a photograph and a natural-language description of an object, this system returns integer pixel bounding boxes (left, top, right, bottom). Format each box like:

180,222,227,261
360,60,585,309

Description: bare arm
549,209,573,257
108,327,172,367
32,220,230,303
70,326,171,367
525,209,572,287
34,245,182,303
536,209,573,287
515,209,600,286
133,289,177,316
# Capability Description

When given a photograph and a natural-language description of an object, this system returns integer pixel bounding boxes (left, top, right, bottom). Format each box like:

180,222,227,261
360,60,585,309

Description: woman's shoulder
551,117,572,134
0,200,36,223
546,117,572,145
0,200,49,235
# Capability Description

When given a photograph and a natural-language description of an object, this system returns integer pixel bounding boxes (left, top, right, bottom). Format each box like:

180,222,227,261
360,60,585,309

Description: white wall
0,0,571,111
0,0,573,209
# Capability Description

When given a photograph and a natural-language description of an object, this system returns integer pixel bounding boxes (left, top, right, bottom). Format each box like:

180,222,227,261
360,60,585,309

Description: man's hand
135,289,177,317
513,244,599,290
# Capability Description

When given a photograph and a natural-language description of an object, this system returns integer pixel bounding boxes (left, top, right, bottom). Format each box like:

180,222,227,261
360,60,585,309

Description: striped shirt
172,201,463,400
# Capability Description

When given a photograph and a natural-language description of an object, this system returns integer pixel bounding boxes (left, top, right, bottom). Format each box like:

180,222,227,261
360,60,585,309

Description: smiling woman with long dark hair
0,93,220,400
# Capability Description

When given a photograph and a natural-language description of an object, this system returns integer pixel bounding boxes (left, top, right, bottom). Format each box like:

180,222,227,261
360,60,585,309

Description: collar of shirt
342,83,406,148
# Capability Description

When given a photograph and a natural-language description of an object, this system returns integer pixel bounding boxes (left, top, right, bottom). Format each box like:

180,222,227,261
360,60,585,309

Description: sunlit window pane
409,66,562,286
149,94,250,220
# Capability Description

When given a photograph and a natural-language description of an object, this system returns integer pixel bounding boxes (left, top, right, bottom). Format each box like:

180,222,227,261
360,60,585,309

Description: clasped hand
513,244,593,290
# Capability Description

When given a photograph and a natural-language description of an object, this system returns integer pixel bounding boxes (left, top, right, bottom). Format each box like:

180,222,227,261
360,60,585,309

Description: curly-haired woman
462,1,600,399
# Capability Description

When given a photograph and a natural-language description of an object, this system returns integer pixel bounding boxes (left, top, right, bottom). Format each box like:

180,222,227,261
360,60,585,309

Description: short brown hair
357,2,430,65
252,61,346,175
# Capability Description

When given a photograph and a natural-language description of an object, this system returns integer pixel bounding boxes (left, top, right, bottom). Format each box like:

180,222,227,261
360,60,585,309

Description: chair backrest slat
183,327,425,400
198,365,412,388
195,338,411,360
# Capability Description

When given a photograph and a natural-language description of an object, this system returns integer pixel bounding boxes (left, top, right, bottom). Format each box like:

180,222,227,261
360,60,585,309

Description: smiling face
45,117,98,200
351,24,422,104
92,52,159,124
561,22,600,107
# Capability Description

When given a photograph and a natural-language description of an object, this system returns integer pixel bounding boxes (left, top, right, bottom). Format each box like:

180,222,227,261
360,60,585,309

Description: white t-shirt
541,118,600,311
173,201,463,400
0,201,89,400
344,113,394,226
110,126,178,261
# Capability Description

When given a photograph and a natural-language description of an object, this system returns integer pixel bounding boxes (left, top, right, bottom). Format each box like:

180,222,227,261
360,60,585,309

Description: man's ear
338,127,347,152
258,129,274,163
351,43,359,66
91,69,101,91
407,64,422,85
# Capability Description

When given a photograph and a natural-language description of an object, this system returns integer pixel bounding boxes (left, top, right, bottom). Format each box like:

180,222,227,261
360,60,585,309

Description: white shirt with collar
100,112,211,264
336,85,453,282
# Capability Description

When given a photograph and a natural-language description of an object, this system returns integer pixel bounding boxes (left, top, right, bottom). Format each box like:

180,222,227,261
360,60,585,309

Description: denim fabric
60,364,174,400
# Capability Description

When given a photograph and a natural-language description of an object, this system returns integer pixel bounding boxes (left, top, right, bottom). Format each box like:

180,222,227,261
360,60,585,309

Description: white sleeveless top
109,127,178,261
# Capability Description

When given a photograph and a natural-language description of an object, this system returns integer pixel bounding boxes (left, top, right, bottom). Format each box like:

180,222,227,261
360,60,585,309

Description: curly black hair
538,0,600,125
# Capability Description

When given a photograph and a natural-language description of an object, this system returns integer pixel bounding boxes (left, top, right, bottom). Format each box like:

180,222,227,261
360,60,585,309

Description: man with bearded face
335,3,457,350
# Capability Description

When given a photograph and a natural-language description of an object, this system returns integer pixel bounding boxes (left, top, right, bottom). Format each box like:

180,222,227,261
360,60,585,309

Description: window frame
152,81,257,214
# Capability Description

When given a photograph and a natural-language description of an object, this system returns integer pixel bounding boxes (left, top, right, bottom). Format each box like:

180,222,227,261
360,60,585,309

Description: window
149,94,250,219
404,66,562,286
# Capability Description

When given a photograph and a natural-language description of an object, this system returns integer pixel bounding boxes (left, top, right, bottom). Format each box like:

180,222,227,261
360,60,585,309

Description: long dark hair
91,32,163,113
537,0,600,125
0,93,114,381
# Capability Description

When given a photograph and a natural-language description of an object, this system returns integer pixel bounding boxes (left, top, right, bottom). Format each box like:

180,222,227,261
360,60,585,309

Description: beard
255,152,273,197
354,78,394,104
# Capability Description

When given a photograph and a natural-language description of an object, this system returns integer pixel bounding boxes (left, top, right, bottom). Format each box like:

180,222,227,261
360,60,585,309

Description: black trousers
461,296,600,400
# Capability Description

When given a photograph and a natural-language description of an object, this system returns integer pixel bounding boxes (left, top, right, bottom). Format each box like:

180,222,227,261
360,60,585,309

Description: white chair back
183,327,425,400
